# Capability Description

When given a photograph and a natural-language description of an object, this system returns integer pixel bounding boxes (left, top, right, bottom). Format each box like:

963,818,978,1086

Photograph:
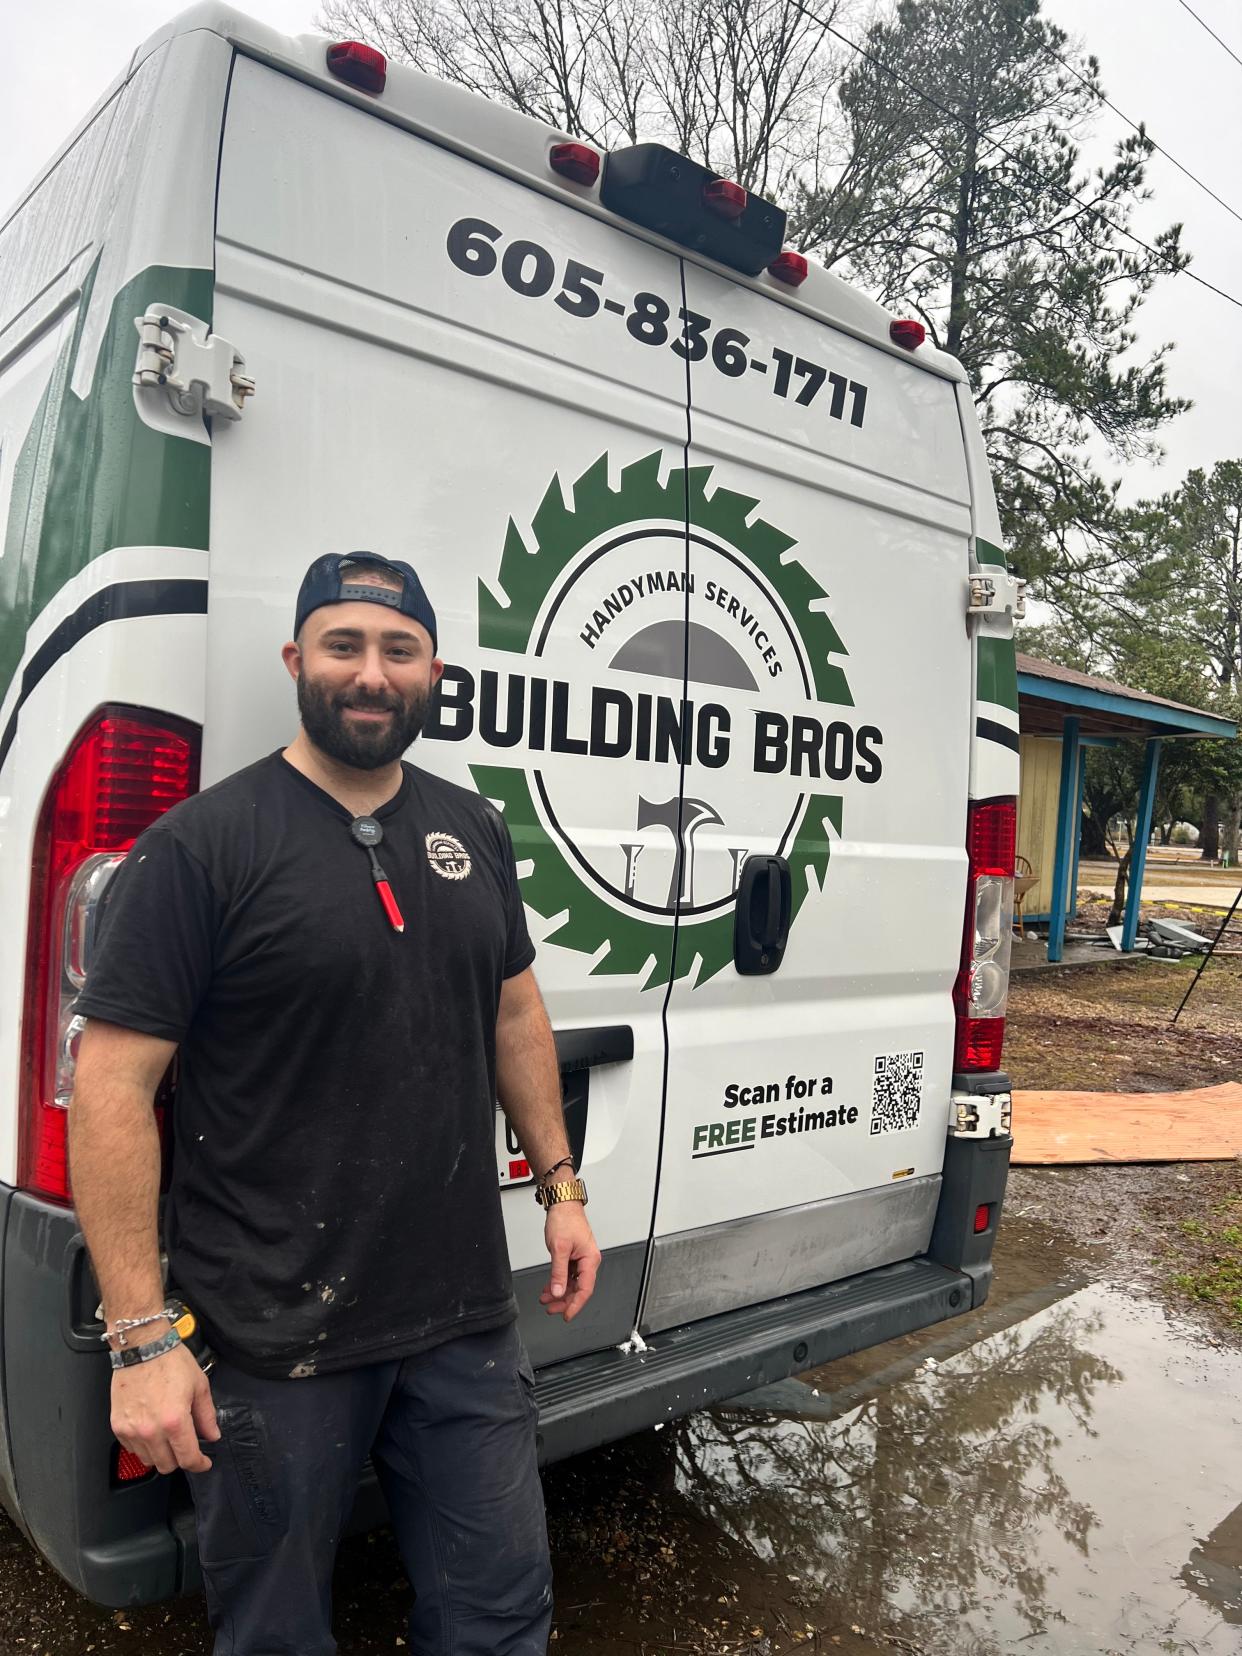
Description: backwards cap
294,552,437,652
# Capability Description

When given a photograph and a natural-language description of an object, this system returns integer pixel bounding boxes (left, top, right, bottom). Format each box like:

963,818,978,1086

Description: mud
1005,955,1242,1094
1009,1161,1242,1340
2,1203,1240,1653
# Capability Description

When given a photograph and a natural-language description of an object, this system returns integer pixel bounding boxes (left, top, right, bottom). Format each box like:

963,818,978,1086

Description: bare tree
318,0,851,202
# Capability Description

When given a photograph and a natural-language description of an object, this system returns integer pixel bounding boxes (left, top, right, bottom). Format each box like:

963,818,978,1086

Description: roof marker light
550,142,601,187
326,41,387,95
890,318,926,349
703,178,748,220
768,251,808,286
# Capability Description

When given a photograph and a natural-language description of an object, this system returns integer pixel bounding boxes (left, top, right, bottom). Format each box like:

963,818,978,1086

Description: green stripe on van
975,536,1008,570
1,261,212,712
977,635,1018,714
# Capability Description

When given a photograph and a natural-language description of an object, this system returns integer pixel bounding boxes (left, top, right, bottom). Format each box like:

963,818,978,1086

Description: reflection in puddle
671,1285,1242,1654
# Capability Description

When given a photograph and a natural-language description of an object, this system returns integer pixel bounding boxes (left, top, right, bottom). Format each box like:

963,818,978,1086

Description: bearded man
69,552,599,1655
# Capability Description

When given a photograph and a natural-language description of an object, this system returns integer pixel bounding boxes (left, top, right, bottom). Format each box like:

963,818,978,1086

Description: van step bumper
533,1256,973,1464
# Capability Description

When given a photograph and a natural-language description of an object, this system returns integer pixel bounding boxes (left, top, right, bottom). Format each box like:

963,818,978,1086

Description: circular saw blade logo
468,451,859,990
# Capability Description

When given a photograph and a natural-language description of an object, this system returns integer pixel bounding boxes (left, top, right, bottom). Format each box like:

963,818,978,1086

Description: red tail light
326,40,387,95
20,709,200,1204
703,178,748,220
953,798,1016,1074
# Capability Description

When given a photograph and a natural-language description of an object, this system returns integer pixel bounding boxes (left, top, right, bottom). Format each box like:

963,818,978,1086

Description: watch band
535,1177,588,1209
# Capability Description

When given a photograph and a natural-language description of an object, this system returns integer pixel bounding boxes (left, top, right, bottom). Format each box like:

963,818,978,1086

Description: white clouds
1041,0,1242,497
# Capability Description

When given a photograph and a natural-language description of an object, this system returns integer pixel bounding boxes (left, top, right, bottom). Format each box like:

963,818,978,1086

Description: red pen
350,816,405,934
371,864,405,933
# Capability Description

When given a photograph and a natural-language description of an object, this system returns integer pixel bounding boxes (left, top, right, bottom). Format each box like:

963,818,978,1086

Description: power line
1045,42,1242,228
1173,0,1242,73
787,0,1242,311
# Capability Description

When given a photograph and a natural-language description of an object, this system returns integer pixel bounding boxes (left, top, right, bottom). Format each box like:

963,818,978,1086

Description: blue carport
1015,656,1238,962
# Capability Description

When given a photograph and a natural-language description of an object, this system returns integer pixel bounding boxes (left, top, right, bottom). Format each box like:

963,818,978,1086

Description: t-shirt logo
426,831,472,881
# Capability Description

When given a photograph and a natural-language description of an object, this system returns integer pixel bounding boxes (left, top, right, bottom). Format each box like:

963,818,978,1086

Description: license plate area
496,1066,590,1186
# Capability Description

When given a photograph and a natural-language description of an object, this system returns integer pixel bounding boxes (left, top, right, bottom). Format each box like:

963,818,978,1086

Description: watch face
351,815,384,847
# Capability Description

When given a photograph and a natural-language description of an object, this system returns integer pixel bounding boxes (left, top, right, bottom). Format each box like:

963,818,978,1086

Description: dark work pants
188,1321,552,1655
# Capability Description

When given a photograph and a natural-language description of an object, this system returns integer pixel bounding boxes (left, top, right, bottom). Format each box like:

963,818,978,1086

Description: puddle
672,1278,1242,1654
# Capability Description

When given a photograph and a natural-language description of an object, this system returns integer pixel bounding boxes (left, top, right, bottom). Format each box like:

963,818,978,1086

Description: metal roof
1017,654,1237,740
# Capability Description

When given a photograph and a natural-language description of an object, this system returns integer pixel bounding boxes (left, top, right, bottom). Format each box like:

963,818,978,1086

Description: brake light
703,178,748,220
326,40,387,95
952,798,1016,1073
549,142,600,187
601,144,786,276
768,251,808,286
19,709,200,1204
890,319,926,349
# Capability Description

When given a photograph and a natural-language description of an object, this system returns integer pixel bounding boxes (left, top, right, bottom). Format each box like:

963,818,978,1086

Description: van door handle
542,1027,633,1177
553,1025,634,1074
734,856,792,975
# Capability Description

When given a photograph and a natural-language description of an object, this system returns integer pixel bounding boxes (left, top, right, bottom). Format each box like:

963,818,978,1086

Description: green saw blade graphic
475,450,851,990
479,450,852,705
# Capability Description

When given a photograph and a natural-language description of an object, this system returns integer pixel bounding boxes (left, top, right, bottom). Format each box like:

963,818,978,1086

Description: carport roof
1017,654,1238,740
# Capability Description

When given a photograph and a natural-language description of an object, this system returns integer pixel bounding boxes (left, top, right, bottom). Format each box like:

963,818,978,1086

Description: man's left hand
540,1204,601,1322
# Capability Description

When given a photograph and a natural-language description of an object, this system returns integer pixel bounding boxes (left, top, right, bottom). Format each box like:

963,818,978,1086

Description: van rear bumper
536,1128,1010,1463
532,1254,974,1464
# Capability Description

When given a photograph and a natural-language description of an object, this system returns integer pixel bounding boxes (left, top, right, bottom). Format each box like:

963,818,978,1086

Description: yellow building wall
1016,736,1064,917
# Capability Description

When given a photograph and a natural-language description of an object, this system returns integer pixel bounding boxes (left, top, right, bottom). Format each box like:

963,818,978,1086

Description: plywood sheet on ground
1011,1083,1242,1164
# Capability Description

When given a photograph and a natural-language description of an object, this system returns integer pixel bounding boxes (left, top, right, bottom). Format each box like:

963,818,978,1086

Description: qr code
871,1051,924,1135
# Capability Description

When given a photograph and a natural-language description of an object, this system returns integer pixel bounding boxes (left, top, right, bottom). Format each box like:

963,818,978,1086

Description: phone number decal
446,217,869,429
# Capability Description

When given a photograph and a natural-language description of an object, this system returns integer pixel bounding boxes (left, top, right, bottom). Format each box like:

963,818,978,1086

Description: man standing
69,552,599,1654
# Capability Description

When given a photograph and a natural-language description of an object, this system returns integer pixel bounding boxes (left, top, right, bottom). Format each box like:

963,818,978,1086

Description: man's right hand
110,1342,220,1475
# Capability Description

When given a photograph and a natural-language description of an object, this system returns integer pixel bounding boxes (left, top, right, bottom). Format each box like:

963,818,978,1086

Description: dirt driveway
1006,952,1242,1095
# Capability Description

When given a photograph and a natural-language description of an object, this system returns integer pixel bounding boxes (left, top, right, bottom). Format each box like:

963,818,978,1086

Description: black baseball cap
294,552,438,652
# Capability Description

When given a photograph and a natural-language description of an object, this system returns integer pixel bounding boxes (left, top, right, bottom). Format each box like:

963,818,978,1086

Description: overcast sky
3,0,1239,502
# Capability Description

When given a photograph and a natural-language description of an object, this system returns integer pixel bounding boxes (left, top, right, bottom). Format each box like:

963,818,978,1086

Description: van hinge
948,1090,1012,1138
967,572,1025,623
132,305,255,422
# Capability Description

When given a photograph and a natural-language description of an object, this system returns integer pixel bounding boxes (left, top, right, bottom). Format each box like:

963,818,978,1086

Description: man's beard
296,672,431,771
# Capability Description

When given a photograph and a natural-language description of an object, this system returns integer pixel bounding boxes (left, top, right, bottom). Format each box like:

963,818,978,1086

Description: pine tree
799,0,1188,595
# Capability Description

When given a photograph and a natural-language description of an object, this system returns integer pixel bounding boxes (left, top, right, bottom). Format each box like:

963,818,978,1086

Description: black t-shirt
75,752,534,1379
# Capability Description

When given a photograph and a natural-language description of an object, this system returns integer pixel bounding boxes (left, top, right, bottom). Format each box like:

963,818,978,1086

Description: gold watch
535,1177,588,1209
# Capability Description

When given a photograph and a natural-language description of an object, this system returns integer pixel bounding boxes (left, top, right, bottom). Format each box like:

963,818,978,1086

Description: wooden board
1011,1083,1242,1165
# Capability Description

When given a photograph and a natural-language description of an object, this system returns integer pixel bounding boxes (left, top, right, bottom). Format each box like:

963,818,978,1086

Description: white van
0,5,1021,1605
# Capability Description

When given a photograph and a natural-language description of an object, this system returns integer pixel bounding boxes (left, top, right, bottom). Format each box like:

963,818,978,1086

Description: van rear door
640,269,974,1332
208,57,696,1359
